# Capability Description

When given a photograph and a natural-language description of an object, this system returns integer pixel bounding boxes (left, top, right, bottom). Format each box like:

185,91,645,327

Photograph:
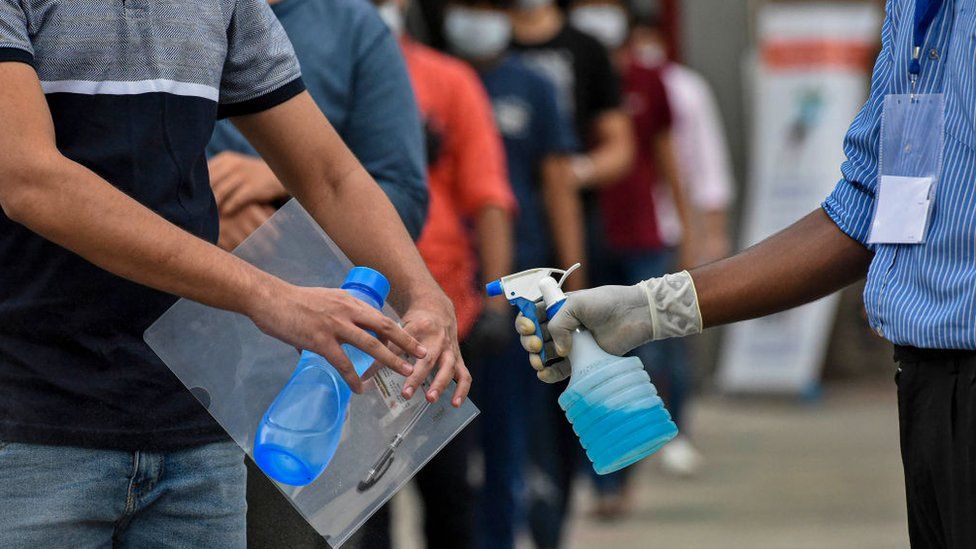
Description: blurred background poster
717,2,880,394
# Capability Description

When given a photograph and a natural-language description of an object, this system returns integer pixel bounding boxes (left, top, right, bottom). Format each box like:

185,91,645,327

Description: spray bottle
486,264,678,474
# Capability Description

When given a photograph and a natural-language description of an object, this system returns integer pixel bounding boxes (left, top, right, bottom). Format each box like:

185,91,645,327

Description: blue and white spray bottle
487,264,678,474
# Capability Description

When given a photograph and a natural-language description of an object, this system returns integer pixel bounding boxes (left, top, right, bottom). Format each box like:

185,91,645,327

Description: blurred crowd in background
202,0,886,547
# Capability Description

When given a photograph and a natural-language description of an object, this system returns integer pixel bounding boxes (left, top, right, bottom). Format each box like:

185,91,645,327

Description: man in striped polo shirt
517,1,976,546
0,0,469,546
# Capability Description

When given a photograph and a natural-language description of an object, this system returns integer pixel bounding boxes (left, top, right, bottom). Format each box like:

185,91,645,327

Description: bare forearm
0,62,277,317
234,93,444,313
7,157,277,315
691,209,872,328
656,134,694,244
476,206,513,287
577,111,635,188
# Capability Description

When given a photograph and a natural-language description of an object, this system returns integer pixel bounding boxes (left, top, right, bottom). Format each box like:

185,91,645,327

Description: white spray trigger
556,263,582,289
496,263,582,303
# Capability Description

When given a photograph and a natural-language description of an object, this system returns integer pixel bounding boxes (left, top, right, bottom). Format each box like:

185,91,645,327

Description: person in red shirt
569,0,699,519
365,2,517,548
404,39,517,345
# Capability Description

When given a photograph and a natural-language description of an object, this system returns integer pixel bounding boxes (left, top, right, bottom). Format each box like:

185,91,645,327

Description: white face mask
377,2,404,37
569,4,629,50
444,6,512,61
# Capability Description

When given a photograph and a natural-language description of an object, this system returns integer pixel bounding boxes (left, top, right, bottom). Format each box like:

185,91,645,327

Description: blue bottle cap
342,267,391,307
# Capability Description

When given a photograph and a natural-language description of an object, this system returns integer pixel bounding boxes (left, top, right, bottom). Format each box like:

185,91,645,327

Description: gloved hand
516,271,703,383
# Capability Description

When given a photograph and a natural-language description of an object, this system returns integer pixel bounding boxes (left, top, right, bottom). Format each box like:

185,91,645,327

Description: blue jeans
470,334,534,549
0,441,246,548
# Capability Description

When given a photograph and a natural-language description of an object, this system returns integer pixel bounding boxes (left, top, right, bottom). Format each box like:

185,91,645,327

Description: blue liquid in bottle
557,331,679,475
253,267,390,486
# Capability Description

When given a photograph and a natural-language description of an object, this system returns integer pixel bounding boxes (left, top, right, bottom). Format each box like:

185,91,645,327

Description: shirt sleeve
343,20,428,240
449,65,516,217
587,41,623,116
822,0,897,245
0,0,33,65
218,0,306,119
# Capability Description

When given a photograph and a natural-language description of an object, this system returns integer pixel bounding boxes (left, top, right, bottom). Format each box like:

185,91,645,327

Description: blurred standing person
628,7,735,268
363,1,517,548
568,0,698,517
441,0,582,546
206,0,427,546
509,0,634,545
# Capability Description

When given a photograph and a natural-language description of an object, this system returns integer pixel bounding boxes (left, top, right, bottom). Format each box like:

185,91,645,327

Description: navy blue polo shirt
0,0,305,450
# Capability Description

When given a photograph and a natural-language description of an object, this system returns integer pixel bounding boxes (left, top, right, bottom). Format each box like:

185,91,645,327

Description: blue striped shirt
823,0,976,350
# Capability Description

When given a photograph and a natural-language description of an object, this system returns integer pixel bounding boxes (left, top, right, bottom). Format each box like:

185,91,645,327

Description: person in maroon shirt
569,0,700,518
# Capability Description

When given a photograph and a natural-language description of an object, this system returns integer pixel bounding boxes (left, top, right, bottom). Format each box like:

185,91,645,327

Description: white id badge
867,94,944,245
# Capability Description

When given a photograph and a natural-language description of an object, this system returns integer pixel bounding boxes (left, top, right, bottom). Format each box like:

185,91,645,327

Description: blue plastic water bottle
487,264,678,475
254,267,391,486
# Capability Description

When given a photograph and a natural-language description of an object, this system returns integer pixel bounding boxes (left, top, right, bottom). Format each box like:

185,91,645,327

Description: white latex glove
516,271,703,383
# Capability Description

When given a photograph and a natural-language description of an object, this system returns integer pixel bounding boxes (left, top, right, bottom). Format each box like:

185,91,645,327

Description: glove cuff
641,271,703,340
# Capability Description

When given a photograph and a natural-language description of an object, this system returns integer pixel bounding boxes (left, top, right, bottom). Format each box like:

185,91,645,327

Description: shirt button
875,326,885,338
929,48,940,60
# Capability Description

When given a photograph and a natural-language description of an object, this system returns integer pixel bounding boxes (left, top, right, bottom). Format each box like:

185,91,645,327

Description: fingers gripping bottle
486,264,678,475
254,267,391,486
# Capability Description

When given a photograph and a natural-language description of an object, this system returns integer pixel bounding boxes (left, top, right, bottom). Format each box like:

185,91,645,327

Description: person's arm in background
0,63,423,395
652,76,697,269
208,151,288,217
218,202,278,251
450,66,516,308
233,93,469,405
567,42,634,189
519,0,896,380
477,207,515,306
687,70,735,264
538,77,588,290
569,110,635,188
655,132,697,269
541,156,588,291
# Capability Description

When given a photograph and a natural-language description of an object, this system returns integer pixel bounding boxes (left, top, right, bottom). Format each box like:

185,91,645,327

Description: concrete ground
392,382,908,549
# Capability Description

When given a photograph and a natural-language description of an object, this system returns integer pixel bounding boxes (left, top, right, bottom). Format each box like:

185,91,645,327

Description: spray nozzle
485,263,581,303
485,263,581,363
